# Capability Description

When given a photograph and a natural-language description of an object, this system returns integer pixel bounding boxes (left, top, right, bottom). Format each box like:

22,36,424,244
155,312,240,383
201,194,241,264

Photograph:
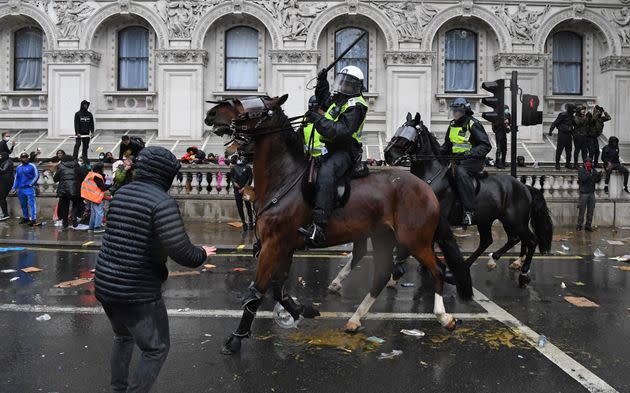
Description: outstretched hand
203,246,217,257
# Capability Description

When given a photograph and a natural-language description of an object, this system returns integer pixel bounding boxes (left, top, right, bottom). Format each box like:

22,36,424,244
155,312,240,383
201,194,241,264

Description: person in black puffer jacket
53,156,81,228
0,152,13,220
95,146,216,393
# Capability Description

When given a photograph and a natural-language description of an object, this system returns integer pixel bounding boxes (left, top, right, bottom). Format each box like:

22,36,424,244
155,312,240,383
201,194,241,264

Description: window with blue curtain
335,27,368,91
118,26,149,91
225,27,258,91
14,27,43,90
553,32,582,95
445,29,477,93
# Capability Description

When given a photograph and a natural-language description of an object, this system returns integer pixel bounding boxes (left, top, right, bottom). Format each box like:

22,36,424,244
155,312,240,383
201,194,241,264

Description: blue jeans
17,187,36,221
89,201,104,230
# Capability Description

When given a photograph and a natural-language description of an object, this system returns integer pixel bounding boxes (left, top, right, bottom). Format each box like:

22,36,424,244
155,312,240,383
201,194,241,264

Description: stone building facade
1,0,630,157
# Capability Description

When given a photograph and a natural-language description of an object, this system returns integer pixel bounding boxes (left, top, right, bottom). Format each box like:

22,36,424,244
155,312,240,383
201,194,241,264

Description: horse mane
275,110,307,163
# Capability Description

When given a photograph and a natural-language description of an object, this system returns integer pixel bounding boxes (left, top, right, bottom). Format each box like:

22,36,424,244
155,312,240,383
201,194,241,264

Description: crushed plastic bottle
537,335,547,348
593,248,606,258
378,349,403,360
560,244,570,251
36,314,51,321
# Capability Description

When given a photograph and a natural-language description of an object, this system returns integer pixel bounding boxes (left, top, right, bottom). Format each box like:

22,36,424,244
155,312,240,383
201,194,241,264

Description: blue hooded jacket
13,162,39,190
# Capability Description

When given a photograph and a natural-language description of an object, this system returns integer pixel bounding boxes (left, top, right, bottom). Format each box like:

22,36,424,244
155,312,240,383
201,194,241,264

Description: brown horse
205,95,472,355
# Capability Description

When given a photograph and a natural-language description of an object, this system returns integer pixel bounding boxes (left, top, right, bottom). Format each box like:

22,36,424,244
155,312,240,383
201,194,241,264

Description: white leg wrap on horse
329,258,353,291
433,293,453,327
348,293,376,325
386,275,398,288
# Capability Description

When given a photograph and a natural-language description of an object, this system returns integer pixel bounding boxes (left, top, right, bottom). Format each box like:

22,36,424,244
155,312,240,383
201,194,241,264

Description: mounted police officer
440,98,491,226
298,66,368,246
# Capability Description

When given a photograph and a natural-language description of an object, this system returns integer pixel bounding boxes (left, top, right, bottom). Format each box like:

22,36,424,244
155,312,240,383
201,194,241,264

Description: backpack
131,136,145,148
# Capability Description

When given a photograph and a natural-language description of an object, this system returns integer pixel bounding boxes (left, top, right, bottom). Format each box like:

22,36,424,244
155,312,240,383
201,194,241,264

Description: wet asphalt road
0,224,629,392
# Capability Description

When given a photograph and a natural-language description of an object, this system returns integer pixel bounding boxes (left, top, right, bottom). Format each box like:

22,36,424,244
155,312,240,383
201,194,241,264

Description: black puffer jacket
95,146,206,304
53,159,79,198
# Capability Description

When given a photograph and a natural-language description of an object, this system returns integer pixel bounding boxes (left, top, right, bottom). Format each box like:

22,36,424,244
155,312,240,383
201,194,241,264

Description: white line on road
0,303,488,321
473,288,617,393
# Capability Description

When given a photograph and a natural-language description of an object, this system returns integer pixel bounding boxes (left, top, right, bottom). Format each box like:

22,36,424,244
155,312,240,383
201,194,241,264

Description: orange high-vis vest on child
81,171,105,203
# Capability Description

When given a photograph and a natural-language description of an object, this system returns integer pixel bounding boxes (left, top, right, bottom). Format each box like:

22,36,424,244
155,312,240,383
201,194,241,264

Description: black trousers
102,299,170,393
587,136,600,166
454,158,483,212
313,150,353,227
555,132,573,166
234,190,253,224
495,131,507,166
0,178,12,216
605,163,629,186
573,135,588,165
73,136,90,160
57,196,81,227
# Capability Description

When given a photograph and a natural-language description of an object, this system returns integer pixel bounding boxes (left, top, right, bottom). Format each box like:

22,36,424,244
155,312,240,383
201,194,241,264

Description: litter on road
9,277,18,282
610,255,630,262
401,329,426,337
21,267,42,273
605,240,625,245
564,296,599,308
53,278,92,288
378,350,403,360
401,282,415,287
594,248,606,258
560,282,566,289
227,221,243,228
613,265,630,271
169,271,201,277
36,314,51,321
1,269,17,273
366,336,385,344
0,247,26,252
231,268,248,272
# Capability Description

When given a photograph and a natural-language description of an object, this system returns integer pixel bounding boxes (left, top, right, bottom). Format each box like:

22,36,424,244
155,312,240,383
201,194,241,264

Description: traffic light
481,79,505,125
522,94,543,126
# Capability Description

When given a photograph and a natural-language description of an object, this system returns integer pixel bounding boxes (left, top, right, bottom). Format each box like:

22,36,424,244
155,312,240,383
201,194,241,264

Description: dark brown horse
205,95,472,354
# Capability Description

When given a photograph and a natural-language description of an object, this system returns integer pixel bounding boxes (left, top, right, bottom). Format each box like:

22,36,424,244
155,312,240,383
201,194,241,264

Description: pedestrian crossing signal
522,94,543,126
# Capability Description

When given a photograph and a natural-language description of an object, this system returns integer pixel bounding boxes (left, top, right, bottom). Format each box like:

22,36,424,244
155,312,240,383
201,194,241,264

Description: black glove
548,129,553,136
305,110,322,124
317,68,328,81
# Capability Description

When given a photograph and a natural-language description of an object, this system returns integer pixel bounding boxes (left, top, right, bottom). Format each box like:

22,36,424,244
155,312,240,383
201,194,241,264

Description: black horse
384,113,553,287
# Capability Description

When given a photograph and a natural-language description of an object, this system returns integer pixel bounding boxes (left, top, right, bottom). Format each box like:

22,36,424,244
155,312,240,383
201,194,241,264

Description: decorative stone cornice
268,50,319,64
600,56,630,72
155,50,208,66
492,53,547,70
384,51,434,66
44,50,101,65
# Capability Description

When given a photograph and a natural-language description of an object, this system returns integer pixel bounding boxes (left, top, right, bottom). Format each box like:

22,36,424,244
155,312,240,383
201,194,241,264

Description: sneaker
585,226,594,232
0,214,9,221
18,218,29,224
624,187,630,194
555,164,561,170
28,220,37,227
53,220,63,227
71,224,90,231
298,223,327,247
576,225,583,231
93,228,105,234
604,185,609,194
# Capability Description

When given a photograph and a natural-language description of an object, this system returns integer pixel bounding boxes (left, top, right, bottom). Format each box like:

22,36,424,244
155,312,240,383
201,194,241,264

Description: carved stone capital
600,56,630,72
461,0,473,17
44,50,101,66
492,53,547,70
155,50,208,66
572,2,586,19
268,50,319,64
118,0,130,14
384,51,434,66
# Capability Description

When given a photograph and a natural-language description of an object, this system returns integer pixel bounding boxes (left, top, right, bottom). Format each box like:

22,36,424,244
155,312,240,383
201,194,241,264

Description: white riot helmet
332,65,364,96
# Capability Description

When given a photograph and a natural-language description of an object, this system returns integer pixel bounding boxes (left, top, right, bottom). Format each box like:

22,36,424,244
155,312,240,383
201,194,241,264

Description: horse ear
277,94,289,106
415,113,421,124
406,112,412,122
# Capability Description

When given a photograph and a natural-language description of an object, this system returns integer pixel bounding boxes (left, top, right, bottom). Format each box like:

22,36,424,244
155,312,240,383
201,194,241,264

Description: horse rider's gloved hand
306,110,323,124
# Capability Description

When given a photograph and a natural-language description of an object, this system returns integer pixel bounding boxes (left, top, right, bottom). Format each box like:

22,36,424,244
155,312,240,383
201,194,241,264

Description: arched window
335,27,368,91
225,27,258,91
445,29,477,93
553,32,582,95
118,26,149,91
14,27,43,90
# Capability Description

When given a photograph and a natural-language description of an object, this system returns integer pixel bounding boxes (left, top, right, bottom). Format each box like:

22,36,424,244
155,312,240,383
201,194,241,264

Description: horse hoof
445,318,458,331
345,321,361,333
518,274,531,288
220,335,242,355
509,259,523,270
328,281,342,293
486,261,497,271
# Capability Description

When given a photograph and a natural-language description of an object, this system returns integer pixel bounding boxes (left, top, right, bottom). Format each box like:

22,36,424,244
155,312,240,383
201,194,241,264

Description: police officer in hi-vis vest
440,97,491,226
299,66,368,246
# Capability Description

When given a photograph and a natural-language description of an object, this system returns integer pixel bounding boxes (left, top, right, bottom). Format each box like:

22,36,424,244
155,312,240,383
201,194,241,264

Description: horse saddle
302,157,370,207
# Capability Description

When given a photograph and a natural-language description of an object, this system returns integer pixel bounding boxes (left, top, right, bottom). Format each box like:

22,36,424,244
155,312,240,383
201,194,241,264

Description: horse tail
435,215,473,300
527,185,553,254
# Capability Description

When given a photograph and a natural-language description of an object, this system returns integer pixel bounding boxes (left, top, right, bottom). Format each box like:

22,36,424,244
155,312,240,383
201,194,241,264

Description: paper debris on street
54,278,92,288
21,267,42,273
169,271,201,277
227,221,243,228
564,296,599,307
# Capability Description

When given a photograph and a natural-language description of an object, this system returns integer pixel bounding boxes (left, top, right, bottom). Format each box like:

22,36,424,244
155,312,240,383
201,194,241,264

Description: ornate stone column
599,56,630,139
44,50,101,137
493,53,547,142
384,51,434,138
268,50,320,117
155,49,207,140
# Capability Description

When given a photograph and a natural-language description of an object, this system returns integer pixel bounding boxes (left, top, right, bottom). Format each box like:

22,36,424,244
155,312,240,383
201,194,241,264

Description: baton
307,31,368,90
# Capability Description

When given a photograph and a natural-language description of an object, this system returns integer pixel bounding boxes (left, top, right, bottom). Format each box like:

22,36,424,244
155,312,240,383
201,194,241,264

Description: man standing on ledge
95,146,216,393
73,100,94,161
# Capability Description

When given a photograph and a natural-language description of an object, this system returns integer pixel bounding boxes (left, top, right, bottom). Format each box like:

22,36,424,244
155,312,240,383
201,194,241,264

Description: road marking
0,303,488,321
520,142,536,163
473,288,618,393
